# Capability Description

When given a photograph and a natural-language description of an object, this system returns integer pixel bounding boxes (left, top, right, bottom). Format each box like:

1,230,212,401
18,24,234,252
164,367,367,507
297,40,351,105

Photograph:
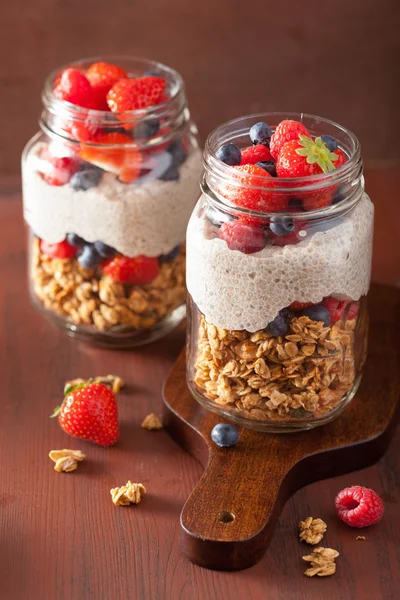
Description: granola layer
31,238,185,332
193,314,357,422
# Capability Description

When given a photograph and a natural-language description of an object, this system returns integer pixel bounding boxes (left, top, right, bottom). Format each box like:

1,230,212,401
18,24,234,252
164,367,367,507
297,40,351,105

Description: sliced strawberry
103,255,159,285
240,144,272,165
218,220,267,254
40,239,77,259
322,296,359,323
54,68,92,108
289,301,313,310
79,132,141,183
107,76,166,113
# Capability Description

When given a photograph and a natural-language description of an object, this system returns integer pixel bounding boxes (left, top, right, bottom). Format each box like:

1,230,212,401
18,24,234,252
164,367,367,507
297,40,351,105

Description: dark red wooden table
0,182,399,599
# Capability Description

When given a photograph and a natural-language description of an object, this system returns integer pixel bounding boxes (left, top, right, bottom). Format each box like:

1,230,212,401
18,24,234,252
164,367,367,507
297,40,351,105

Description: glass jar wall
22,57,202,347
186,113,373,432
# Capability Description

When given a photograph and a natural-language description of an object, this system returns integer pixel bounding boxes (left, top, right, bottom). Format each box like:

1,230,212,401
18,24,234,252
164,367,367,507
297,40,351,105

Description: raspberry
40,239,77,259
270,120,311,159
102,255,159,284
240,144,272,165
54,68,92,108
322,296,359,323
107,76,166,113
218,219,266,254
335,486,384,528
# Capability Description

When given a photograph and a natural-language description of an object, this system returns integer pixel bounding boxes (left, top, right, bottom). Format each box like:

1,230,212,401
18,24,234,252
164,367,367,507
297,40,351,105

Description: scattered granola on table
64,374,125,394
49,449,86,473
141,413,163,430
299,517,327,545
302,546,339,577
356,536,366,541
110,481,146,506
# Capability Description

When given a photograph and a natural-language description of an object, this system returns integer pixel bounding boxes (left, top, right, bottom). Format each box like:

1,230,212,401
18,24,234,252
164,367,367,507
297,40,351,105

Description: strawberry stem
296,135,338,173
50,406,61,419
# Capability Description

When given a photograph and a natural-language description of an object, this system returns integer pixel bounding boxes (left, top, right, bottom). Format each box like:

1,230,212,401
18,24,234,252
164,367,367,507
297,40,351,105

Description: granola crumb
110,481,146,506
49,449,86,473
302,546,339,577
65,374,125,393
356,536,366,541
141,413,163,430
299,517,327,545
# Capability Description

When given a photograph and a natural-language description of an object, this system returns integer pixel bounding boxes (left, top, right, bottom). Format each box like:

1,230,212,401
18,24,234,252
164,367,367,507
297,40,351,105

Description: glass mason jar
186,113,373,432
22,57,202,347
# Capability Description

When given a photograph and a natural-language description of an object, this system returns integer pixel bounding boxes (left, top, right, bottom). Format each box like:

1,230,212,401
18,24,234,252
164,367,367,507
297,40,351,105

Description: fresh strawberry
79,132,141,183
322,296,359,323
54,68,92,108
52,382,119,447
222,164,288,213
240,144,272,165
218,219,267,254
270,120,311,159
333,148,347,168
39,152,78,186
40,239,77,259
107,76,166,113
289,301,313,310
276,140,319,178
103,255,159,284
87,62,127,111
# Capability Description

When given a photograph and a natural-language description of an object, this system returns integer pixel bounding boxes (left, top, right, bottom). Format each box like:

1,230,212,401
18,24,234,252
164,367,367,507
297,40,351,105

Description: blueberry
216,143,241,166
76,245,102,269
321,135,338,152
266,308,292,337
159,244,181,263
134,118,160,140
301,304,330,326
288,197,305,211
143,70,161,77
158,165,180,181
66,233,85,247
167,139,187,166
94,241,117,259
70,168,103,191
332,184,347,205
249,121,272,146
270,216,295,236
211,423,239,448
256,160,276,176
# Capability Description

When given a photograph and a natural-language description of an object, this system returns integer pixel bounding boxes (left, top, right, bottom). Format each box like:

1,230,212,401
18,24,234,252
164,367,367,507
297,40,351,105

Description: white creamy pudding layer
23,145,203,257
187,193,374,332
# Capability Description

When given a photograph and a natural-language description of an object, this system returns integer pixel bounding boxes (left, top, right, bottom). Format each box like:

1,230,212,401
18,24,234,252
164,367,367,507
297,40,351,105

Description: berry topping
321,134,338,152
249,121,272,146
224,164,288,213
216,143,242,166
167,139,187,168
270,216,295,236
77,245,103,268
79,132,141,183
301,304,330,326
277,136,339,178
218,220,267,254
66,233,85,247
134,118,160,140
107,76,166,112
52,382,119,447
158,165,180,181
256,160,277,177
93,241,117,259
159,244,181,263
322,296,359,323
54,68,92,108
70,166,103,191
289,301,313,310
240,144,272,165
335,486,384,528
266,308,292,337
40,239,77,259
86,61,127,90
40,155,78,187
211,423,239,447
332,148,347,168
270,120,311,159
103,255,159,285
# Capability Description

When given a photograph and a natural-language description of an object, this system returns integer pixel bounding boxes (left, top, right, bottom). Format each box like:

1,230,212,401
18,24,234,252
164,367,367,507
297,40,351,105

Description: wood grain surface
0,186,399,599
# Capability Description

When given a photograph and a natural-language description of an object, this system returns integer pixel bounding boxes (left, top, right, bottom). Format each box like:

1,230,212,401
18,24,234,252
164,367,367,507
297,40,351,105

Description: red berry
54,68,92,108
322,296,359,323
79,132,141,183
56,382,119,447
240,144,272,165
333,148,347,168
218,219,266,254
276,140,318,178
40,239,77,259
270,120,311,159
103,255,159,284
289,301,313,310
107,76,167,113
222,164,288,213
40,154,78,186
335,486,384,528
87,62,127,111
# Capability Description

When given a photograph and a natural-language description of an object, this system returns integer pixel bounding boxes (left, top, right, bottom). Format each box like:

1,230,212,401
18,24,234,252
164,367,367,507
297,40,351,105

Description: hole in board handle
218,510,235,524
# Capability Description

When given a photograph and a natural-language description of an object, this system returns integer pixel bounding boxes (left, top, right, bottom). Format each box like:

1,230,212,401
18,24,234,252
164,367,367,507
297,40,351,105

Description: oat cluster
110,481,146,506
31,238,185,332
302,547,340,577
194,314,357,421
299,517,327,545
141,413,163,430
49,449,86,473
65,374,125,394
